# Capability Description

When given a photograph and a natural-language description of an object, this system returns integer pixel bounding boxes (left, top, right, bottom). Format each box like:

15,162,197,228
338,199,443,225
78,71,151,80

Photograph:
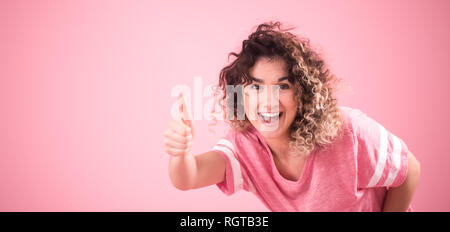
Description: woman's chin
256,123,287,139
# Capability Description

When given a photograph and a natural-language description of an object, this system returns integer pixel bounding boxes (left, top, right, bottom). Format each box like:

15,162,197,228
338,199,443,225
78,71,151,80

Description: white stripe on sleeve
367,123,389,188
382,134,402,186
217,139,234,152
212,139,243,191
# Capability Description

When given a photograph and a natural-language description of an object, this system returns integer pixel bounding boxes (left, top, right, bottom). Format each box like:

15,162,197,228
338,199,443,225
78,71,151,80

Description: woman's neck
264,133,292,160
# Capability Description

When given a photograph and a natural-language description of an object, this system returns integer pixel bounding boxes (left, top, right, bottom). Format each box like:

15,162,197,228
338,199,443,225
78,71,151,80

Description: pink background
1,0,449,211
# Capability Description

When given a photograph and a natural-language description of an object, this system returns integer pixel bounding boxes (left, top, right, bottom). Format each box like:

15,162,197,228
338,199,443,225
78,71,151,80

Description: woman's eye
250,84,260,90
279,84,290,90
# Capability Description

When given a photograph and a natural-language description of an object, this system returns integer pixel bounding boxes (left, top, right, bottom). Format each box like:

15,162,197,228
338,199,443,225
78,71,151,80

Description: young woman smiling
163,22,420,212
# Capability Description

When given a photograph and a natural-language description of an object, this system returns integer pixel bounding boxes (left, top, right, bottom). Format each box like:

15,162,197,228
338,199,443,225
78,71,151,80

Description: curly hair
217,21,345,156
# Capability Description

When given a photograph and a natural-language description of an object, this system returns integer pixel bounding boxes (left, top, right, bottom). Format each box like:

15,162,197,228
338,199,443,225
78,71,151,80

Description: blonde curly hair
217,21,345,156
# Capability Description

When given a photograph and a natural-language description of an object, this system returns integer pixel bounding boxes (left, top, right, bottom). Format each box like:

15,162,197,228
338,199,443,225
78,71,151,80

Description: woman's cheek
281,92,297,110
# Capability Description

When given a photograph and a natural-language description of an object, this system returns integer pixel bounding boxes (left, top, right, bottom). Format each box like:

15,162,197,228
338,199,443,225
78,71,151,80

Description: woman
163,22,420,212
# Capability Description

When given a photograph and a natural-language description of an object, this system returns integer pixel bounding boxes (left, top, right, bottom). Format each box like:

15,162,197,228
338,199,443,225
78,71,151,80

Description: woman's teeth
259,112,282,123
260,112,279,117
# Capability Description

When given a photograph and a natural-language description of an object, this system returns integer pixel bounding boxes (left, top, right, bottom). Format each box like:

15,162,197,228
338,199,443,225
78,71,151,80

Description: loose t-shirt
211,106,412,212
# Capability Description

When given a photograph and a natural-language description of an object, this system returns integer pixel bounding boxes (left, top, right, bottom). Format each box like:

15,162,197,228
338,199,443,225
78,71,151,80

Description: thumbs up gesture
163,93,195,156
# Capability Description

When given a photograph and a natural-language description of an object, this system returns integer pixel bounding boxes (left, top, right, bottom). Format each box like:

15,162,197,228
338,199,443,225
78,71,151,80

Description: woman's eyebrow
249,76,289,83
278,76,289,82
249,76,264,83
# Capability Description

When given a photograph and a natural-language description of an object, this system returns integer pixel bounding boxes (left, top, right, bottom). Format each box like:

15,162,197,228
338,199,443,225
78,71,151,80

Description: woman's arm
168,151,226,190
165,93,227,191
382,151,421,212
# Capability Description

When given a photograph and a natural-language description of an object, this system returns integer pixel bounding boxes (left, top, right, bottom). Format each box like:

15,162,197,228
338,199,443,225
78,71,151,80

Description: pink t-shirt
211,106,412,212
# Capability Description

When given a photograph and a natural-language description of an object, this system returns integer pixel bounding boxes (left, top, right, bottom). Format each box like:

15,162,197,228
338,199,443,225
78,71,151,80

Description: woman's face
244,56,299,139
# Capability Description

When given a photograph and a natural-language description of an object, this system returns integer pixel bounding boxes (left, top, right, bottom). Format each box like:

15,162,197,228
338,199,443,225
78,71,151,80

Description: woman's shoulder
338,105,365,120
337,105,384,134
337,105,369,131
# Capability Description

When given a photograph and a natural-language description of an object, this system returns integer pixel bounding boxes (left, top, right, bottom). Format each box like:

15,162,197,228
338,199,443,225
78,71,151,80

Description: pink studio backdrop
1,0,449,212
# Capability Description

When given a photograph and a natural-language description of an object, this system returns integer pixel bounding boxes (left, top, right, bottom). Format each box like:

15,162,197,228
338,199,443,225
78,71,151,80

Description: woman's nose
259,85,280,113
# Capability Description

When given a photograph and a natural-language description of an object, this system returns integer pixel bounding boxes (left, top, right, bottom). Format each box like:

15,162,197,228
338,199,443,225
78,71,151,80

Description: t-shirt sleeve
211,130,249,196
349,109,410,189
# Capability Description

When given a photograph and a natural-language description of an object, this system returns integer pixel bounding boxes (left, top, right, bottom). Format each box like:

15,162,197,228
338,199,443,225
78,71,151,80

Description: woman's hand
164,93,194,156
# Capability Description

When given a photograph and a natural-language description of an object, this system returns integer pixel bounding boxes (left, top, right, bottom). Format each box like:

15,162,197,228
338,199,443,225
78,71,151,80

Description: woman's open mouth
259,112,283,124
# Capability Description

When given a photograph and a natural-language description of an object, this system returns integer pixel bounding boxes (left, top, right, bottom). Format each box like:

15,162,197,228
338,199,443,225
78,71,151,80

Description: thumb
178,93,195,137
